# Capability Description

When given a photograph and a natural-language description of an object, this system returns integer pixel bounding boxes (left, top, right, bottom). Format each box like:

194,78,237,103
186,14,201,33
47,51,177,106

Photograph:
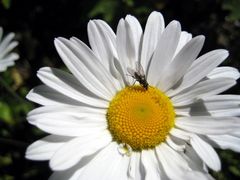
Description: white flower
0,27,19,72
25,11,240,180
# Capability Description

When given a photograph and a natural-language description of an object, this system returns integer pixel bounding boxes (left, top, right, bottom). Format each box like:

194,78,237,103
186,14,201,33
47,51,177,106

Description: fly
127,62,149,90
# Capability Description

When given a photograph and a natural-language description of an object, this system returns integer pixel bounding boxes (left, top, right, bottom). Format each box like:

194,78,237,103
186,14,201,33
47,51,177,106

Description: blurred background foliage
0,0,240,179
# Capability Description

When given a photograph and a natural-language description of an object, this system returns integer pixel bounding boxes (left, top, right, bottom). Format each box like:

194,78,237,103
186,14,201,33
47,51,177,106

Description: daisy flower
26,11,240,180
0,27,19,72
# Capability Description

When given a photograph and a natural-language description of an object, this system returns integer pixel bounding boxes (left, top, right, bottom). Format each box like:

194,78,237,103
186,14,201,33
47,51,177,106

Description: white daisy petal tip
190,135,221,171
212,49,229,61
169,20,181,29
87,20,95,29
26,110,41,125
222,49,229,57
25,87,43,104
25,90,32,100
26,115,35,125
54,37,65,47
150,10,164,17
26,135,71,161
193,35,205,46
25,144,34,159
25,147,40,161
125,14,134,19
25,142,48,161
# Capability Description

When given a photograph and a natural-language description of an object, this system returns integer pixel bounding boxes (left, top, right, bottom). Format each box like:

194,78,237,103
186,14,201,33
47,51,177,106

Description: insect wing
135,61,145,77
127,67,136,77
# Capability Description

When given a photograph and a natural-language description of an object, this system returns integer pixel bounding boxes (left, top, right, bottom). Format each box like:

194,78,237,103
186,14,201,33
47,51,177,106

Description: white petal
158,35,205,92
0,59,14,71
172,78,236,106
38,67,109,107
70,37,122,91
156,143,191,180
170,128,191,141
181,171,215,180
0,59,14,67
49,154,98,180
115,16,143,86
0,32,15,52
71,37,121,92
176,116,240,135
207,66,240,80
116,19,129,74
49,171,77,180
77,142,129,180
0,52,18,61
54,38,116,99
183,145,205,172
176,95,240,117
202,94,240,102
209,109,240,117
50,130,111,170
28,105,105,121
190,134,221,171
0,53,19,71
0,41,18,59
147,20,181,85
202,95,240,116
177,106,240,117
87,20,117,69
141,11,164,71
25,135,72,160
26,85,91,106
27,109,107,137
88,21,125,88
109,56,126,88
166,136,185,152
125,15,143,63
116,16,142,69
127,152,142,180
114,19,131,85
167,49,229,96
208,135,240,152
0,66,7,72
174,31,192,56
141,150,161,180
232,131,240,138
174,108,190,116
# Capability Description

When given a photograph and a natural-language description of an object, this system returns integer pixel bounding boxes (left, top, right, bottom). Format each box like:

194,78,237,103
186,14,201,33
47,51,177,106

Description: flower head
26,11,240,180
0,27,19,72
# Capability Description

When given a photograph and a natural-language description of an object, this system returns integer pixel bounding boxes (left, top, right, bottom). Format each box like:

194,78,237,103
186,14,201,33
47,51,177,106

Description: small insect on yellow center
106,85,175,151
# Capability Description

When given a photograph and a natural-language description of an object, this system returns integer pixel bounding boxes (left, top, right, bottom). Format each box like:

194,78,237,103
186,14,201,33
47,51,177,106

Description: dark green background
0,0,239,179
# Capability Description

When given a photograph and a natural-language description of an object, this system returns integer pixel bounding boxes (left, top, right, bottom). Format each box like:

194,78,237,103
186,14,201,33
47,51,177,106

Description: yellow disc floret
107,85,175,151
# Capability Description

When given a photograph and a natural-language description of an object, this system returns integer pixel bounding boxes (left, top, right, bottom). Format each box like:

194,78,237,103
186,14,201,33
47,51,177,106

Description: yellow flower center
106,85,175,151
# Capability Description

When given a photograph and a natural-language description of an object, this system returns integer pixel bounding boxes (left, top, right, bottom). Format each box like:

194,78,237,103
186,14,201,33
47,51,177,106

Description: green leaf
123,0,134,7
1,0,11,9
229,166,240,177
222,0,240,21
0,101,13,125
0,154,12,167
88,0,119,22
